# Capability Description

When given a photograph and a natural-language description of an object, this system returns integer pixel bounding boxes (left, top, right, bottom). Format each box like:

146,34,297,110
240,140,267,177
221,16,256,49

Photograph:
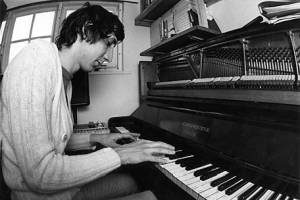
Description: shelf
135,0,223,27
140,25,221,56
135,0,181,27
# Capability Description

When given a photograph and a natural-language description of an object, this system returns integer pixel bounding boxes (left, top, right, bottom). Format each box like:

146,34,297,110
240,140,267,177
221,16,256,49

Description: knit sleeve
2,41,121,193
66,133,92,151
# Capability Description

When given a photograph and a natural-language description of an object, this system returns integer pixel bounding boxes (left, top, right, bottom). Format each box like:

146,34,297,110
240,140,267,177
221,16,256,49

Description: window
1,4,57,70
0,1,124,74
9,10,55,63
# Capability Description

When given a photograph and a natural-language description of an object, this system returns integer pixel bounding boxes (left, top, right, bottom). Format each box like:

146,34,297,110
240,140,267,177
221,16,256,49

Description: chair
0,140,12,200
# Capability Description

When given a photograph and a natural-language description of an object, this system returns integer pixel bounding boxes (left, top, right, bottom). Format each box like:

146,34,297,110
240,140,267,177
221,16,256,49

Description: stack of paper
258,1,300,24
150,0,208,46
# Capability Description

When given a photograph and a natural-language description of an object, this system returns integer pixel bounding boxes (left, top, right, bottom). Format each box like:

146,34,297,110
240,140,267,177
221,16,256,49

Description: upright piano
108,19,300,200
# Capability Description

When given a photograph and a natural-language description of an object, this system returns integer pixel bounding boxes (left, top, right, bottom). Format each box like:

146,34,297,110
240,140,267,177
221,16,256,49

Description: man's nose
104,46,114,63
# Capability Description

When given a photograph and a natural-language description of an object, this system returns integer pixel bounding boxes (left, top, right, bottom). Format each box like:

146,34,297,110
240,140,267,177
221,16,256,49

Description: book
73,121,110,134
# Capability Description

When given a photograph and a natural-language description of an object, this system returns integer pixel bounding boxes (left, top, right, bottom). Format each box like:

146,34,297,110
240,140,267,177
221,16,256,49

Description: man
0,2,175,200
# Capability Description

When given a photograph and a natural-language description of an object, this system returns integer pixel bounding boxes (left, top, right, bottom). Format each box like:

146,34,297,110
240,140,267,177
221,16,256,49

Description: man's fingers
146,146,175,156
140,140,175,150
121,133,140,141
146,155,168,164
129,132,140,137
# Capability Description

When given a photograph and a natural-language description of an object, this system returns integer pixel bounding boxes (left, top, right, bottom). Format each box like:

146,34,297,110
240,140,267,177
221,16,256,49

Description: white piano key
180,164,212,184
194,183,211,193
163,155,194,164
198,185,218,197
215,183,255,200
247,186,263,199
259,190,274,200
160,162,178,169
174,173,191,186
228,182,254,200
164,165,183,175
188,172,229,199
173,165,206,179
178,173,196,182
197,188,210,200
190,171,228,190
206,190,226,200
168,166,186,174
276,194,283,200
200,186,220,198
178,164,211,184
177,167,211,191
183,177,201,192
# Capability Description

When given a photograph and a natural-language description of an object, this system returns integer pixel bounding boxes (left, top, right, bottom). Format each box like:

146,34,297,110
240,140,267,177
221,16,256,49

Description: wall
77,2,151,124
208,0,296,33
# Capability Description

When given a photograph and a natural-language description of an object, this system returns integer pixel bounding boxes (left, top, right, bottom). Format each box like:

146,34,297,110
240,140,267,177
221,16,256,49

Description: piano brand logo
181,122,210,133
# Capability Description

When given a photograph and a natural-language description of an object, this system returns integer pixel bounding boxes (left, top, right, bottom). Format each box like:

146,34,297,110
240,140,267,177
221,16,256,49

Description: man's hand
113,139,175,165
90,133,140,147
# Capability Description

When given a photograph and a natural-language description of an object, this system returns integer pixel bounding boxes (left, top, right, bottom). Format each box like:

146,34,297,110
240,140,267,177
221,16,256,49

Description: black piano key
176,154,205,166
268,192,280,200
200,168,225,181
185,161,209,171
267,181,282,196
194,165,216,177
218,177,242,191
238,185,260,200
211,173,235,187
175,156,195,165
280,183,296,199
248,188,267,200
290,184,300,199
279,195,287,200
225,179,248,195
168,150,193,160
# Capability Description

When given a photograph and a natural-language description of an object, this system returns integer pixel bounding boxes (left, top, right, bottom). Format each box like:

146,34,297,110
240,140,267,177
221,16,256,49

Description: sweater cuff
66,133,92,151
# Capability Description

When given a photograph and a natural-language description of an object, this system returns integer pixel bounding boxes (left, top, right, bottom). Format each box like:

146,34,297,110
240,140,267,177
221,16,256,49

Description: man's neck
58,43,81,75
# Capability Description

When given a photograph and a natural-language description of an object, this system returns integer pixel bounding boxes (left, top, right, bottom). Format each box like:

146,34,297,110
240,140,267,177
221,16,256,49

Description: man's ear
81,26,87,40
82,22,93,40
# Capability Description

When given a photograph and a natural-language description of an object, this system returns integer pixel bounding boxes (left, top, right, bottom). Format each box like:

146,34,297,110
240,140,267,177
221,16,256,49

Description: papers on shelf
258,1,300,24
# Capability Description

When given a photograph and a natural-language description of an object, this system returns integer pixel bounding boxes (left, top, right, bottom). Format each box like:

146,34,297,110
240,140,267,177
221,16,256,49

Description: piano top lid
198,18,300,49
140,26,221,57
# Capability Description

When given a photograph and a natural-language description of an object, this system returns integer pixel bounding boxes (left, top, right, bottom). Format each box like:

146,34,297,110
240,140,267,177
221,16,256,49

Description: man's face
79,34,118,72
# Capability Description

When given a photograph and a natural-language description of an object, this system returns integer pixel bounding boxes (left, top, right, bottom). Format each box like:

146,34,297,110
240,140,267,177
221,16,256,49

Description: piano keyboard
155,150,299,200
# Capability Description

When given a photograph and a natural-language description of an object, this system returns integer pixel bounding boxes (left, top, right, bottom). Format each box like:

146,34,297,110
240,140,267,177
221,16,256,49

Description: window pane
66,10,75,17
12,15,33,41
0,21,6,45
9,41,28,63
32,12,55,37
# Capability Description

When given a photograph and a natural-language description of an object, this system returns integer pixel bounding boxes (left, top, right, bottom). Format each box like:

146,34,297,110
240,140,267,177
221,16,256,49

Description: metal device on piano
109,19,300,200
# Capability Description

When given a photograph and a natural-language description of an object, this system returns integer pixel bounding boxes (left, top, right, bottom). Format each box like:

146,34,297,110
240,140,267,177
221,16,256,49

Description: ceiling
4,0,139,9
4,0,49,9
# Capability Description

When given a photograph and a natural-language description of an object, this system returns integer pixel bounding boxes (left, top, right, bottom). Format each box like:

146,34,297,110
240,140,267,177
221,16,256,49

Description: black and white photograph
0,0,299,199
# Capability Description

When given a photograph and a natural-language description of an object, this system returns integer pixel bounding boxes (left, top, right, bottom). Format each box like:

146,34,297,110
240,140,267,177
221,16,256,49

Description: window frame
0,1,125,75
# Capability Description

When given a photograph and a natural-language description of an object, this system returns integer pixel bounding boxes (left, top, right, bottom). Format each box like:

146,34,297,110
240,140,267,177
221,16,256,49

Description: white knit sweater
0,40,121,200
